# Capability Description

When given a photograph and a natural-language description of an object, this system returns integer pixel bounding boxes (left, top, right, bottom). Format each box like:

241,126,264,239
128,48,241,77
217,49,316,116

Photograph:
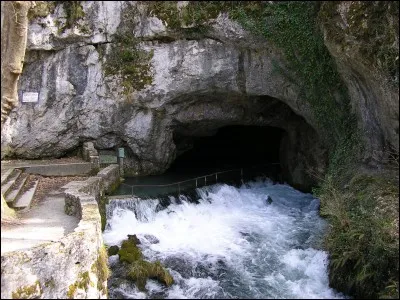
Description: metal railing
119,163,280,197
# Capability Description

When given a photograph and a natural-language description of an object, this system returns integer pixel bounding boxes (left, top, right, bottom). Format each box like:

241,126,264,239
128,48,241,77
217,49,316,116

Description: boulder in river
144,234,160,244
108,245,120,256
266,195,273,205
127,234,141,245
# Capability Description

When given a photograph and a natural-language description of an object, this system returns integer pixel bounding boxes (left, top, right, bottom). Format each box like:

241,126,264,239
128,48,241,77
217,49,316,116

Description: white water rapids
103,179,347,299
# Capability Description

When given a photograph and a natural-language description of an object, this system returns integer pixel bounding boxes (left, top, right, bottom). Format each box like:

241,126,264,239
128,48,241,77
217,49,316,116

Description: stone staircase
1,168,39,210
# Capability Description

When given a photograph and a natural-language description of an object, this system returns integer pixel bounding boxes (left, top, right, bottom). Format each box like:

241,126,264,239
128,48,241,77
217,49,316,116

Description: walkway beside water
1,191,79,254
1,158,85,254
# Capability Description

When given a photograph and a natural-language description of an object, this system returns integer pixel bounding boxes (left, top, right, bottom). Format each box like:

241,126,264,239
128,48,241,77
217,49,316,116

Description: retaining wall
25,162,93,176
0,164,120,299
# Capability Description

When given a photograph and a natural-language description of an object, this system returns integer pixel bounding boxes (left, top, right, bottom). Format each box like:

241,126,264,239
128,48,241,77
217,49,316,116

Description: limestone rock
319,1,399,165
2,1,370,190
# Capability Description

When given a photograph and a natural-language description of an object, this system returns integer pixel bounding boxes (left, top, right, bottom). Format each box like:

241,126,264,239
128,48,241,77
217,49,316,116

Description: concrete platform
1,193,79,254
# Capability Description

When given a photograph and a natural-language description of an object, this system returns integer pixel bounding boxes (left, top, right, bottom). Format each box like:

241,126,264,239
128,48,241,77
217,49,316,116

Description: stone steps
13,179,39,210
2,169,22,199
5,173,29,204
1,168,14,185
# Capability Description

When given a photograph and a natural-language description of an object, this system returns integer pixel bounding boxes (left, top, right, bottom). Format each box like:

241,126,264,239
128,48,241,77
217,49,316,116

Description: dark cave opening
170,125,285,177
113,125,286,197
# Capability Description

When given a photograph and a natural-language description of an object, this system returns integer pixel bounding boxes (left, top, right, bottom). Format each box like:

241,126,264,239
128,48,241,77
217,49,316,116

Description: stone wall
25,162,93,176
82,142,100,170
0,164,120,299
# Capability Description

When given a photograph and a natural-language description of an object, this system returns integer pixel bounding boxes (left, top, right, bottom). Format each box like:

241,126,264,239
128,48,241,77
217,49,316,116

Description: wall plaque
22,92,39,103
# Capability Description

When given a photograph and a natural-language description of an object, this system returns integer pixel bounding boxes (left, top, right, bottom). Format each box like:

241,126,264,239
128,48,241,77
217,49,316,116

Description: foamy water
103,179,347,299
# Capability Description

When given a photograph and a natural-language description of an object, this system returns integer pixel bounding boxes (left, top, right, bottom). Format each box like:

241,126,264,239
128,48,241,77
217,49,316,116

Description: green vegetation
228,2,358,154
60,1,85,32
91,245,110,296
315,172,399,298
48,1,87,34
118,239,143,263
66,271,90,299
319,1,399,85
118,238,174,291
66,246,110,298
108,245,120,256
12,280,41,299
104,33,154,94
146,1,223,29
128,260,174,291
102,3,154,94
28,1,56,19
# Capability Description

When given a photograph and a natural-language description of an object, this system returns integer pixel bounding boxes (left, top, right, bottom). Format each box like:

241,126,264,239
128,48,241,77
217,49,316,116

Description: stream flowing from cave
103,179,347,299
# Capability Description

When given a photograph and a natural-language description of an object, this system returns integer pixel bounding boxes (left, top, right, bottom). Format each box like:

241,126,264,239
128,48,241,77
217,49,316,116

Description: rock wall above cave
1,1,397,187
319,1,399,164
1,2,313,166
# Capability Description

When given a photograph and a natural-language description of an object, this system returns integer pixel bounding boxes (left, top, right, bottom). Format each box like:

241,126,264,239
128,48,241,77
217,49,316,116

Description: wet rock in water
144,234,160,244
127,234,141,245
108,245,120,256
266,195,273,204
216,259,227,269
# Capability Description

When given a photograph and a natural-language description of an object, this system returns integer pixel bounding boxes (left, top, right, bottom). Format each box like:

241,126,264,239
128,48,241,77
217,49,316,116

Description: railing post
131,186,133,197
178,183,180,195
205,175,207,185
196,178,197,188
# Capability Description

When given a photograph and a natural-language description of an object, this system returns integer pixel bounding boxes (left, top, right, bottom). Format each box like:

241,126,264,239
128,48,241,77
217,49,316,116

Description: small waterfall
103,179,348,299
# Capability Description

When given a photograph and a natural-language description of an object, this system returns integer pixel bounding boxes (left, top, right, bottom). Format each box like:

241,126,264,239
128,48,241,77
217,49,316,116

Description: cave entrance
170,125,284,180
113,125,285,197
113,93,327,197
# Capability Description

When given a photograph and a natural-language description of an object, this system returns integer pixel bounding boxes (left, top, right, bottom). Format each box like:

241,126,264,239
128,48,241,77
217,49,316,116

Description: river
103,178,347,299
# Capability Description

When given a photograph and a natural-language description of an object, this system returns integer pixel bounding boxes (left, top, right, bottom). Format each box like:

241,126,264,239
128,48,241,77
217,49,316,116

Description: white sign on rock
22,92,39,103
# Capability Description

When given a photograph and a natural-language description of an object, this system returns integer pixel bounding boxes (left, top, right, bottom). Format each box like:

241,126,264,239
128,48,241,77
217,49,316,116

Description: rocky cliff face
3,1,397,190
319,1,399,165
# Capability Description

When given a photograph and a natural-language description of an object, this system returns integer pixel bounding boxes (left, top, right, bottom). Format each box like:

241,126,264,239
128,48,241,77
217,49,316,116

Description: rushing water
103,179,347,299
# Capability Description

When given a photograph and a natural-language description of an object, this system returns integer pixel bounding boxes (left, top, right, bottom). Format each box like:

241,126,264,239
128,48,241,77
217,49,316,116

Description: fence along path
119,163,280,197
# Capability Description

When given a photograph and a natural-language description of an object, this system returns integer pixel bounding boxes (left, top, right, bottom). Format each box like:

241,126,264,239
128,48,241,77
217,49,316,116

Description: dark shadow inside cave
170,125,284,177
114,125,286,197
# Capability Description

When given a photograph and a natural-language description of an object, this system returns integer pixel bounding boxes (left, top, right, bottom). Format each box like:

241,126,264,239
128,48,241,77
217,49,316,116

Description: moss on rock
118,239,143,263
91,244,110,296
11,280,41,299
99,195,109,232
66,271,91,299
108,245,120,256
104,33,154,94
28,1,56,19
128,260,174,291
117,238,174,291
319,1,399,85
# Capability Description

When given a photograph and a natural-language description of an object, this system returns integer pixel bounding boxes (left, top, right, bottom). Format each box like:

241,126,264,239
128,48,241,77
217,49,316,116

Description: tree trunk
1,1,34,221
1,1,32,129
